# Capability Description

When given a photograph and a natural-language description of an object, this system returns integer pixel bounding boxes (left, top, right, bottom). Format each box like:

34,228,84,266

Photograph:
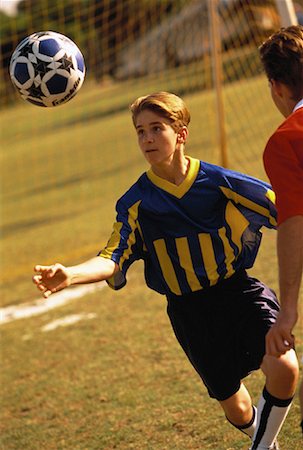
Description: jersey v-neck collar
146,156,200,198
293,98,303,112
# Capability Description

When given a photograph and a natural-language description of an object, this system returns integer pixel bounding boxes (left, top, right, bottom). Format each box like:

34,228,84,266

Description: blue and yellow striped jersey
99,157,276,296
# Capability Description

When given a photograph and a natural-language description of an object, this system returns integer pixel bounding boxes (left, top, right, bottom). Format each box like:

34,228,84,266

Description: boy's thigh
237,278,280,376
167,273,280,400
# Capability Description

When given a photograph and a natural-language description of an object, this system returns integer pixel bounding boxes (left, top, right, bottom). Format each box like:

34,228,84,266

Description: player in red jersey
259,25,303,438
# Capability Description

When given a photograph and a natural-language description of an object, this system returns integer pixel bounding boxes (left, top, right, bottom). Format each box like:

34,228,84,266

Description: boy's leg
250,349,298,449
220,383,257,438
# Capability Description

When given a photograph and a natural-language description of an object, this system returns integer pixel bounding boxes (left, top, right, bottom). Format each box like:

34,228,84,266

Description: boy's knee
278,350,299,383
264,348,298,373
263,349,299,396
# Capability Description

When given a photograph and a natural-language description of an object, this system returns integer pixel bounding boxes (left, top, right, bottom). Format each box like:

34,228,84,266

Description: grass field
1,75,302,449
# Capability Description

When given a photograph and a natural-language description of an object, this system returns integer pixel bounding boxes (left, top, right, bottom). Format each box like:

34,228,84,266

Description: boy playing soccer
33,92,299,449
259,25,303,437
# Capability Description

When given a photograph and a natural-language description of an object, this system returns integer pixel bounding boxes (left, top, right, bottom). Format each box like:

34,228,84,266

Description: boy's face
135,109,180,166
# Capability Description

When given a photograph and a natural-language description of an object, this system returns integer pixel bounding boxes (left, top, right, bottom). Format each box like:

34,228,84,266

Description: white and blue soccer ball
9,31,86,107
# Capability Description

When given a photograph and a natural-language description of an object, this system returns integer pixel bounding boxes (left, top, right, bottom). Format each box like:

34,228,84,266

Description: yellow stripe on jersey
266,188,276,205
198,233,218,286
100,201,141,268
175,236,202,292
137,221,147,251
218,227,235,278
120,200,141,268
220,186,277,226
225,201,249,253
101,221,123,259
153,239,181,295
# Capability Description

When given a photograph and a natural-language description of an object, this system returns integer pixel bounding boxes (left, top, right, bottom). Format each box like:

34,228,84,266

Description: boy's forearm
67,256,118,285
277,215,303,314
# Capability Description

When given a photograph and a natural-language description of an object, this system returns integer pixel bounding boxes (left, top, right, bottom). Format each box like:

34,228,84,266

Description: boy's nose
144,133,154,143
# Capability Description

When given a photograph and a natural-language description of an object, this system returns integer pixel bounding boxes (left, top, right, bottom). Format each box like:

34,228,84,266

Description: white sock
251,387,293,449
227,405,257,438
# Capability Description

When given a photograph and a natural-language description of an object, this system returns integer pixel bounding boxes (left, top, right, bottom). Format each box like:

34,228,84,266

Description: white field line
41,313,98,332
0,281,106,325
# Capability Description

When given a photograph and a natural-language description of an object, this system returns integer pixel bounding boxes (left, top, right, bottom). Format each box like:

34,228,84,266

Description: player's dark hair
259,25,303,101
130,91,191,131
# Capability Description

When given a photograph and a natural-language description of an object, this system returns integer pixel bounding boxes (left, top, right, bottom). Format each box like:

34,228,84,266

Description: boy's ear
271,79,282,96
177,126,189,143
271,79,288,98
271,79,294,102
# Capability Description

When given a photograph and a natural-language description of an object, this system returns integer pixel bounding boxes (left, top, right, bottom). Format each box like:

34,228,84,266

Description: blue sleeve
205,164,277,230
98,197,144,290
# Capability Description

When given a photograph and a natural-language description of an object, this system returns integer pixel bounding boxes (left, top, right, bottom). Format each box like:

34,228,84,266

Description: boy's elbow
97,256,119,278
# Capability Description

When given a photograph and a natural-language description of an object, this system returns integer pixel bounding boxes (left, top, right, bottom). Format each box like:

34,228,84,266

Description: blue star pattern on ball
58,54,74,72
9,31,85,107
32,59,53,76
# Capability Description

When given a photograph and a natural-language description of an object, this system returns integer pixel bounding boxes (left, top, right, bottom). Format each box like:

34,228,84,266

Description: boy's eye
137,129,144,136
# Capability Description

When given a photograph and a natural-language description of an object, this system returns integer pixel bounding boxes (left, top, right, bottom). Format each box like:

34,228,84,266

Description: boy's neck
151,154,190,186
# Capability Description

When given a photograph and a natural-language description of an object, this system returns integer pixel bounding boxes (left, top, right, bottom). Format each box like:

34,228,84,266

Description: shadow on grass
4,154,141,201
1,155,142,237
1,210,82,238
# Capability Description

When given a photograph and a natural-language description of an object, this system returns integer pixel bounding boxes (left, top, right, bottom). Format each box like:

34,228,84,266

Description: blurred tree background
0,0,188,106
2,0,302,108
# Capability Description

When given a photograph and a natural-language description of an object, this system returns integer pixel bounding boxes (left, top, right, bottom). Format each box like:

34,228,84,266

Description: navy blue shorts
166,270,279,401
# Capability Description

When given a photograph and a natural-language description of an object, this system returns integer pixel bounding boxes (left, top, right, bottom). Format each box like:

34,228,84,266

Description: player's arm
266,215,303,356
278,216,303,313
263,136,303,356
33,256,118,298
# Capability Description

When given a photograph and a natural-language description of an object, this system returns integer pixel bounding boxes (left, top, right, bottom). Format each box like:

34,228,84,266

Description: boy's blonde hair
130,91,190,131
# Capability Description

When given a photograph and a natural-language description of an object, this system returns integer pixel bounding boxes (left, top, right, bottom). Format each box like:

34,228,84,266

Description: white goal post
275,0,298,27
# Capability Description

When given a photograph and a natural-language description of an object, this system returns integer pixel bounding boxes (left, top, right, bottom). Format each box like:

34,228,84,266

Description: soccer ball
9,31,85,107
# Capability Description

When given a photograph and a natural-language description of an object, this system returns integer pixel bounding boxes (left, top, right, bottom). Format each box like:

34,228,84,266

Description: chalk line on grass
41,313,98,332
0,281,106,325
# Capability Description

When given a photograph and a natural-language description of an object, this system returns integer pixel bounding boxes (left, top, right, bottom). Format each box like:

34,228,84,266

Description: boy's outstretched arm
33,256,118,298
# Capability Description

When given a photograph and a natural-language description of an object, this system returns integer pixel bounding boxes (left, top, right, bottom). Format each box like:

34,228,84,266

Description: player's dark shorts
166,270,279,401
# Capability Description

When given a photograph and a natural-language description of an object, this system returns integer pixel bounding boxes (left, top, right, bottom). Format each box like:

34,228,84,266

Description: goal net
0,0,301,304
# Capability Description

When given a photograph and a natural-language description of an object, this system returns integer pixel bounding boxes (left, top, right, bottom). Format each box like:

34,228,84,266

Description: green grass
1,75,302,449
1,270,302,449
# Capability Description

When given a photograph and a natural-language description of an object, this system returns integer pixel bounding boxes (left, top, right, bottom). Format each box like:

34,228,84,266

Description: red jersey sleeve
263,131,303,225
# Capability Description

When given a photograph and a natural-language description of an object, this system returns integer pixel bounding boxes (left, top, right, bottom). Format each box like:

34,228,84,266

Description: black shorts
166,270,279,401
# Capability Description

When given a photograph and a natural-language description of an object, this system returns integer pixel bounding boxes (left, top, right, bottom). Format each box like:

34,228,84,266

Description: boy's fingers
47,265,59,277
34,264,50,273
34,265,60,279
33,264,65,298
43,290,52,298
32,275,40,284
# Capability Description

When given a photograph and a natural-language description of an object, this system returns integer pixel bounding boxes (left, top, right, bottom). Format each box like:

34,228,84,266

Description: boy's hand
265,309,297,357
32,263,71,298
